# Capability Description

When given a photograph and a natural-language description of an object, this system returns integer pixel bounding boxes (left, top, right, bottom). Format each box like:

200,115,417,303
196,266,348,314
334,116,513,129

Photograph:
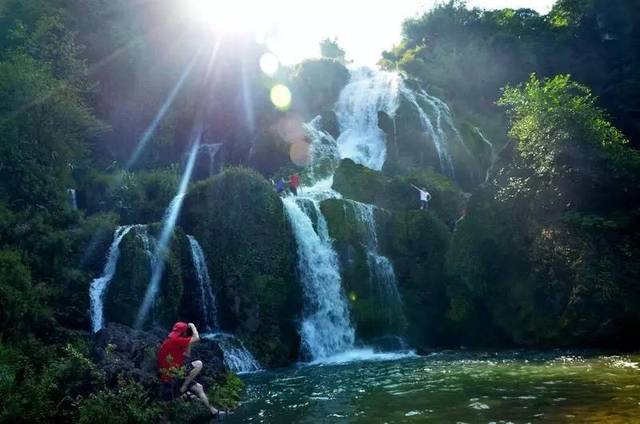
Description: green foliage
333,159,466,225
0,249,52,340
81,168,180,224
76,378,161,424
320,38,348,64
182,168,301,366
446,74,640,348
388,0,640,146
1,340,106,423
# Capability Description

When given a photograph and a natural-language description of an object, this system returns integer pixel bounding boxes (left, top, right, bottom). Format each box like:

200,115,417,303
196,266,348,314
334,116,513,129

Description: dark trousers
421,200,428,209
290,186,298,196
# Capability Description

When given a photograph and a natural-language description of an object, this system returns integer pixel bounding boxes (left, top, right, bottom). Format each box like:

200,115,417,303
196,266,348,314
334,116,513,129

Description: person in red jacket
289,173,300,196
157,322,224,417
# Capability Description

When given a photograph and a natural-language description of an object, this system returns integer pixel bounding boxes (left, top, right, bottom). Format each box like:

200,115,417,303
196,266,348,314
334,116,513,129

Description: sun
183,0,276,34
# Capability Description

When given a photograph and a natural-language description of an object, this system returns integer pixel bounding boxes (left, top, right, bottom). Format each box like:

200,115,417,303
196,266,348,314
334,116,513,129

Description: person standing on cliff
289,173,300,196
411,184,432,210
157,322,225,417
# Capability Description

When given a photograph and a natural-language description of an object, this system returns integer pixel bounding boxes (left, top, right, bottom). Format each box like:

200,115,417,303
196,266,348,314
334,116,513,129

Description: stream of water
228,351,640,423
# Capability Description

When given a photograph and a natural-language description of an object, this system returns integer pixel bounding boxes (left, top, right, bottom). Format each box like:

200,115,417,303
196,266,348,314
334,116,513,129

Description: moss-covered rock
104,225,186,330
333,158,466,226
385,210,452,348
291,58,350,118
320,198,406,341
181,167,301,367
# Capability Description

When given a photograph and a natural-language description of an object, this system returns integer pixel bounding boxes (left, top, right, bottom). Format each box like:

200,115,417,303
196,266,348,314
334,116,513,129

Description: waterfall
345,200,404,327
90,225,135,333
203,333,261,374
335,68,401,171
188,236,260,372
306,116,340,183
474,127,497,183
135,137,201,329
418,90,472,157
186,235,218,331
282,196,355,360
400,86,455,178
199,143,222,177
66,188,78,210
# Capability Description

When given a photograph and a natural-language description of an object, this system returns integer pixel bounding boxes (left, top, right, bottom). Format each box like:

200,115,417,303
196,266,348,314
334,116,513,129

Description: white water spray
345,201,404,327
400,86,456,178
90,225,135,333
203,333,261,374
199,143,222,177
66,188,78,210
135,137,201,329
474,127,497,183
283,196,355,360
335,68,401,171
187,235,218,331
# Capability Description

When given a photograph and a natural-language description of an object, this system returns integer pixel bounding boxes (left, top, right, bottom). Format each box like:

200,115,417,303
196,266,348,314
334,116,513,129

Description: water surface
227,351,640,423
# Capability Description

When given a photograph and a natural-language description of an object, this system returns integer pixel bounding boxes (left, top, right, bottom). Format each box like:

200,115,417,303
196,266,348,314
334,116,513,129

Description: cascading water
135,137,201,329
281,69,423,363
90,225,135,333
186,235,218,331
334,68,401,171
282,195,355,360
66,188,78,210
199,143,222,177
306,116,340,182
187,235,261,373
203,333,261,374
474,127,497,183
345,200,404,327
400,86,456,178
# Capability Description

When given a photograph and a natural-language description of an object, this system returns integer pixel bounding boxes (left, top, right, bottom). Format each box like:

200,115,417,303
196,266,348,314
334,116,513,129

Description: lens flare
270,84,292,111
289,140,310,166
259,52,280,77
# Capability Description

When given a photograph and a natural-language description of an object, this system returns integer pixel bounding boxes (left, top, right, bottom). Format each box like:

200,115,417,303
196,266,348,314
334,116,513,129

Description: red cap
168,321,188,339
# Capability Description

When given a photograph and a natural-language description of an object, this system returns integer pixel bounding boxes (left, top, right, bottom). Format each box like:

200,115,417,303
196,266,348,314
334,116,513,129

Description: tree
320,38,348,64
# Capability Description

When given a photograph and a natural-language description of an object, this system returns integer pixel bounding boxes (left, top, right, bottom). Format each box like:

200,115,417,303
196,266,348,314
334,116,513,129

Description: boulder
92,323,225,390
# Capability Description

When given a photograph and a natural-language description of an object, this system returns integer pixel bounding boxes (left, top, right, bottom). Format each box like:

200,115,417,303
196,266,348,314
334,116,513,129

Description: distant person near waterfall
289,173,300,196
411,184,432,210
274,177,286,195
157,322,226,418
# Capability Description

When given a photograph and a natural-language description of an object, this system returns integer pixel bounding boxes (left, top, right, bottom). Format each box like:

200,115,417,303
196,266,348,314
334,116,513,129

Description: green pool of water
227,351,640,423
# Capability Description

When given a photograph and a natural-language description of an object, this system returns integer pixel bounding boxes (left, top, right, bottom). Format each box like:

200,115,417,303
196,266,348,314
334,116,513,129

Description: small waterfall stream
90,225,135,333
66,188,78,210
186,235,218,331
346,200,405,327
187,235,260,373
199,143,222,177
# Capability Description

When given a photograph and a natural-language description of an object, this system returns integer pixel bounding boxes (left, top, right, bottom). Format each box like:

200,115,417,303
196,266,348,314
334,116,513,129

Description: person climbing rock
411,184,432,210
289,173,300,196
275,177,286,195
158,322,225,418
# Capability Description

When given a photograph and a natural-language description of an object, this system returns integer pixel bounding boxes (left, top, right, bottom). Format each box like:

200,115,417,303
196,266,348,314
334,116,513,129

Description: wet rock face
92,323,225,389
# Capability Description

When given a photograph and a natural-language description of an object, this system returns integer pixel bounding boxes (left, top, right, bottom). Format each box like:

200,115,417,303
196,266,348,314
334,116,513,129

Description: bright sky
184,0,557,66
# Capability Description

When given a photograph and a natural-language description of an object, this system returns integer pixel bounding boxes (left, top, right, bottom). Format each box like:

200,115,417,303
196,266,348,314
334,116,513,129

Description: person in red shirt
157,322,224,417
289,173,300,196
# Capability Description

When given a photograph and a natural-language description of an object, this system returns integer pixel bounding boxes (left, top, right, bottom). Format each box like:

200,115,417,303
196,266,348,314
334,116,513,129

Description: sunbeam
125,50,201,170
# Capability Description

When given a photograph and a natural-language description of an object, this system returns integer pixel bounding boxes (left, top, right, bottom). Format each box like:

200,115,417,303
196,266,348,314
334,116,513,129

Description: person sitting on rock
157,322,225,417
411,184,432,210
